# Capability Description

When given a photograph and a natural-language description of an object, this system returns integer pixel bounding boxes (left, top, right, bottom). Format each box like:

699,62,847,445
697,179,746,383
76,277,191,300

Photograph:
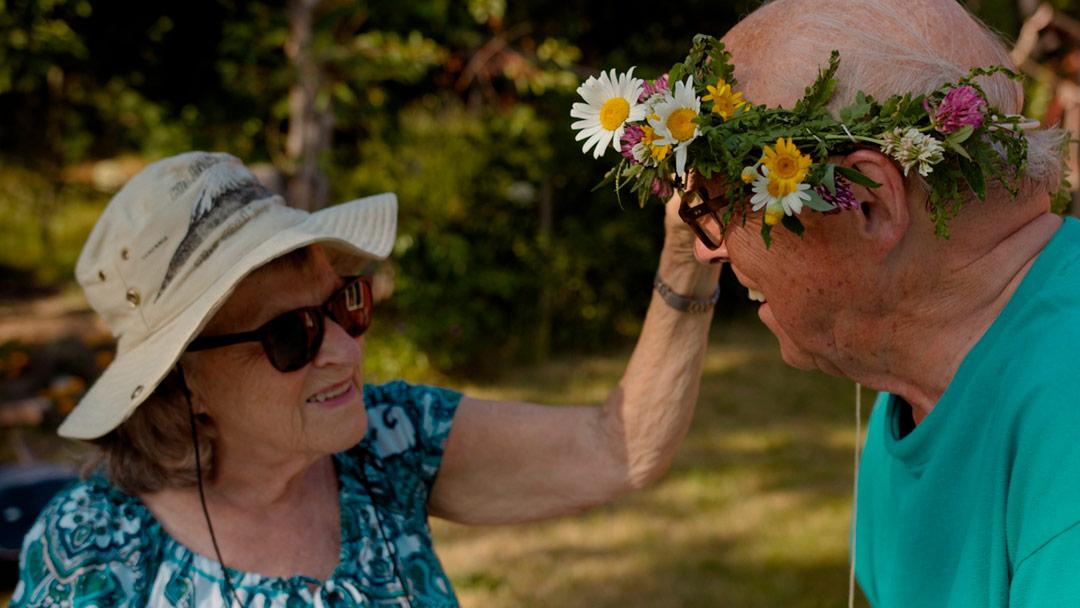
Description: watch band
653,273,720,313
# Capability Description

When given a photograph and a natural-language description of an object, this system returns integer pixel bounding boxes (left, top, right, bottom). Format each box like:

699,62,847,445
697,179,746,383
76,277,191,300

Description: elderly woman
12,151,720,607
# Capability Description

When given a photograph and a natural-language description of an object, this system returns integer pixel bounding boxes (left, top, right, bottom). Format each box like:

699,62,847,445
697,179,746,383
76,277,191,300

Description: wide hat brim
58,193,396,439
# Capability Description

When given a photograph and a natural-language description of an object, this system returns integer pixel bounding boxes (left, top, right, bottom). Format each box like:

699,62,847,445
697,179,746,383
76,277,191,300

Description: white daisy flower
749,169,811,226
649,76,702,178
571,68,646,159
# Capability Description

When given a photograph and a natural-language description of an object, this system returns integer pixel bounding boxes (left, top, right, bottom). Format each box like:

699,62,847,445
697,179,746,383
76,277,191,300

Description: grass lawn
1,317,873,607
434,318,874,607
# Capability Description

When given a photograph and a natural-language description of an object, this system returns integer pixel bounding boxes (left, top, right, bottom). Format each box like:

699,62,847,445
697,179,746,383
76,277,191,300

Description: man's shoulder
1035,216,1080,288
980,218,1080,377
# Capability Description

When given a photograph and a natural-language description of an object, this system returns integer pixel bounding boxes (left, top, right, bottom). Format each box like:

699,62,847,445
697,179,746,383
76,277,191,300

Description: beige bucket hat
58,152,397,439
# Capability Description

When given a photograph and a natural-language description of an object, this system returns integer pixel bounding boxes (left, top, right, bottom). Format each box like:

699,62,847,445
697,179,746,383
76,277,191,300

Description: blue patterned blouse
12,381,463,607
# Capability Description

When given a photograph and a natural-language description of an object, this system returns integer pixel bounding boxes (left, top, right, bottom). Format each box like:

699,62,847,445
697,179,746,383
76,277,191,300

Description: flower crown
570,35,1067,247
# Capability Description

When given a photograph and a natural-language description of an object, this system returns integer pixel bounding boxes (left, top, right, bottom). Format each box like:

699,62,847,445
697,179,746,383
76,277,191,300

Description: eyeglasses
678,190,730,250
187,276,373,372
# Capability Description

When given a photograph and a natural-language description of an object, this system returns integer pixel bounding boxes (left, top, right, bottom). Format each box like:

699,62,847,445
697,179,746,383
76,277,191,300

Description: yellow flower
762,137,812,196
702,80,746,121
751,169,811,222
763,201,785,226
740,166,757,184
637,123,672,163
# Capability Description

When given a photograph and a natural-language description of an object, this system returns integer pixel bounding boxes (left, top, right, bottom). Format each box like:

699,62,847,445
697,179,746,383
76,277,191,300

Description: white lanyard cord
848,382,863,608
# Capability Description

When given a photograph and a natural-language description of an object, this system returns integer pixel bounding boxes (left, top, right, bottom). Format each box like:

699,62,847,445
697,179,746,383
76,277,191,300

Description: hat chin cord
176,364,242,606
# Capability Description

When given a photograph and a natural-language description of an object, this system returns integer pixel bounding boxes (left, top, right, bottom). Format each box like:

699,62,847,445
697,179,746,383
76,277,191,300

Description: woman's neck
139,453,342,581
207,441,334,508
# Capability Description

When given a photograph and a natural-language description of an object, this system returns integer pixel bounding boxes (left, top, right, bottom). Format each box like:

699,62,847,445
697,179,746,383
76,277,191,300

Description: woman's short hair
86,370,216,494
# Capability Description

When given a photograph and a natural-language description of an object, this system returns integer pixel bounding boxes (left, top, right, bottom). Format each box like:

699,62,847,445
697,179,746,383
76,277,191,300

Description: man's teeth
308,383,350,403
748,288,766,303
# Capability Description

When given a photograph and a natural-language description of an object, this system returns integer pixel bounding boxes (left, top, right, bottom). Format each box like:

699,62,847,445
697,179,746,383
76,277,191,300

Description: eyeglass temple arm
187,330,264,352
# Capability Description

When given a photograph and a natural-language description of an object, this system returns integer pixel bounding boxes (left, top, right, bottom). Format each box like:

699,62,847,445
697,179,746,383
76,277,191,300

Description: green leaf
591,169,617,192
957,156,986,200
835,165,882,189
945,124,974,145
669,64,685,85
947,138,972,161
880,95,899,118
621,162,644,179
332,82,358,106
943,125,974,161
781,214,805,237
823,163,837,195
839,90,872,123
804,190,836,212
794,50,840,117
761,223,773,249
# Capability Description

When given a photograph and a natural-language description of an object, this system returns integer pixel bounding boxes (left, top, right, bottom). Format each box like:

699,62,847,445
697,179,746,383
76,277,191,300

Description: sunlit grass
433,318,874,607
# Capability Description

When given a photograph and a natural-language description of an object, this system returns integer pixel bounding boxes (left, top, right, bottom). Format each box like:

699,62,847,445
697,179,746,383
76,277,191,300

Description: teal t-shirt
12,381,462,608
855,217,1080,607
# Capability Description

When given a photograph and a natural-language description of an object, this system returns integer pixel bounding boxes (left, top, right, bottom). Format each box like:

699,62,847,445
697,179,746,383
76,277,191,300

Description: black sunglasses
187,276,373,372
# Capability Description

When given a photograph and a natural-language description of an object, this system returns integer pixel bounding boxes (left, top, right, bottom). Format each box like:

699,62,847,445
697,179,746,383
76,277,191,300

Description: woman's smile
306,379,358,408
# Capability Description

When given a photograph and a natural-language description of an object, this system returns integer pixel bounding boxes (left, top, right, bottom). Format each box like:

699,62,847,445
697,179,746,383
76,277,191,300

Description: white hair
757,0,1066,202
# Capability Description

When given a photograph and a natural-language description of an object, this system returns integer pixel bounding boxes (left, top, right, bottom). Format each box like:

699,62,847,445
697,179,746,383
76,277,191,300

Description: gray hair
759,0,1066,202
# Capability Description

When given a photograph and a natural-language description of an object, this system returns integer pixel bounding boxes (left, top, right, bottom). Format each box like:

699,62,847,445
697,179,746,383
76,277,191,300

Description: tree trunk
533,177,553,361
285,0,332,211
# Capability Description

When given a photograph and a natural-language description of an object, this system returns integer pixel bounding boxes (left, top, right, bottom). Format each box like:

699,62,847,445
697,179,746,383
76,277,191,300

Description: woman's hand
658,171,725,299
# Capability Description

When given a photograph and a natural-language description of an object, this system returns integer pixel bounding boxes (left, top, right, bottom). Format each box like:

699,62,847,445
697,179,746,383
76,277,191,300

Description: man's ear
842,149,909,260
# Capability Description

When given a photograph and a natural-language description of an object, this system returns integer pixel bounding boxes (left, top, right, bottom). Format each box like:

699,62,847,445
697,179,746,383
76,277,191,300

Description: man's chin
758,310,819,371
777,345,819,371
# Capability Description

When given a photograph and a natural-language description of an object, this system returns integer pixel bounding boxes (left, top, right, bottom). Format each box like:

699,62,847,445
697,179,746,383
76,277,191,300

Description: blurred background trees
1,0,1077,378
2,3,1078,601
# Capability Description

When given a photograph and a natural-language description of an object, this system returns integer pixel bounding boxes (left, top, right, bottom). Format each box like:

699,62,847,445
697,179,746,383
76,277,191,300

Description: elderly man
686,0,1076,606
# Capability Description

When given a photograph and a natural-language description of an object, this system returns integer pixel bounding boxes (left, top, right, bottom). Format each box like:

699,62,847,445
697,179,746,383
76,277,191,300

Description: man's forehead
721,20,821,109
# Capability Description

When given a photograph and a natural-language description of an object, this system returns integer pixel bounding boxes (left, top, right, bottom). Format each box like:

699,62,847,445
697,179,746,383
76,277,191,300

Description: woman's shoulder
20,476,159,577
363,379,462,410
360,381,461,459
13,476,162,606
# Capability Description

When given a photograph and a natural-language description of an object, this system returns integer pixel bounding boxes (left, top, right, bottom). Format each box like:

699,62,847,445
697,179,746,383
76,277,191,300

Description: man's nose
692,214,729,264
693,235,728,264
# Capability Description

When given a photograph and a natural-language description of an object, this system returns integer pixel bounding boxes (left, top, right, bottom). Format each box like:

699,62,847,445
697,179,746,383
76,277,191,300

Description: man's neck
840,212,1063,424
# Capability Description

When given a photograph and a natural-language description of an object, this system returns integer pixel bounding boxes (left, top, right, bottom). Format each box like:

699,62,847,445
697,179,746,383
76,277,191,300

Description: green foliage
780,214,804,238
12,0,1051,372
792,51,839,118
341,93,661,369
834,165,881,189
0,166,109,283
